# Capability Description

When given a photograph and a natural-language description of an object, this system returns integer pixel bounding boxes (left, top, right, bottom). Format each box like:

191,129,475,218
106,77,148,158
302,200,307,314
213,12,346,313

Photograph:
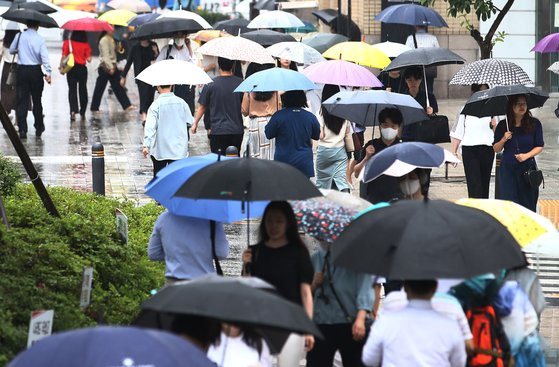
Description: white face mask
174,37,185,47
381,127,399,141
400,179,421,197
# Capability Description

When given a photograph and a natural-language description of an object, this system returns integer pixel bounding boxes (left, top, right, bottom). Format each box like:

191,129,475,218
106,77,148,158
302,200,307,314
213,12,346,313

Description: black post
347,0,352,39
0,104,60,217
337,0,342,34
92,142,105,196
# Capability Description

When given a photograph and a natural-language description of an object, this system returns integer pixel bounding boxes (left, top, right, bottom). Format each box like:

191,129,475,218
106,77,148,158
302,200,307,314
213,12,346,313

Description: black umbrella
131,17,207,39
384,47,465,71
332,200,527,279
241,29,296,47
1,8,57,28
213,18,249,35
136,276,322,339
460,85,548,119
9,1,56,14
312,9,361,41
312,8,337,24
254,0,275,11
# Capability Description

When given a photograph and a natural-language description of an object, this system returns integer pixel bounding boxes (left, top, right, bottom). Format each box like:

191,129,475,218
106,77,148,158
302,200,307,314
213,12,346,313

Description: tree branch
484,0,515,44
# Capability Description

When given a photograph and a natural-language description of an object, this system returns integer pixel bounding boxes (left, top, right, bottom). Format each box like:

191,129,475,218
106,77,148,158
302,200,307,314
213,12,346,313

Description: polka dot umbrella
456,198,559,256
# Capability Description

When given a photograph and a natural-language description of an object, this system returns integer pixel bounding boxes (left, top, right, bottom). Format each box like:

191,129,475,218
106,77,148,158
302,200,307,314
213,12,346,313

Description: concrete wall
480,0,536,83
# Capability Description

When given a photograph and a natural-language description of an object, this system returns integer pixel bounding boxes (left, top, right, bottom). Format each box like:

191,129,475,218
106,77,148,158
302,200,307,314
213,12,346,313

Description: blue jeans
498,160,539,212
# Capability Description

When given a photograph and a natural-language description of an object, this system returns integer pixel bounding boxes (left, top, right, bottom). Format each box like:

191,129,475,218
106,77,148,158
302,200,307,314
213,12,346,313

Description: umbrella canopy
311,10,361,41
532,33,559,53
291,199,357,242
136,59,212,87
132,11,211,39
384,47,465,72
322,90,428,126
547,61,559,74
214,17,249,35
241,29,296,47
198,36,275,64
318,188,372,212
323,41,391,69
145,154,268,222
107,0,151,13
267,41,325,65
375,3,448,27
254,0,275,10
138,276,322,337
450,59,533,86
98,9,136,26
1,8,57,28
371,41,412,58
312,8,337,24
285,20,317,33
175,157,322,202
9,1,56,14
302,59,383,88
7,326,214,367
331,200,527,278
50,9,96,27
128,12,158,27
302,32,348,54
460,85,549,118
248,10,304,29
235,67,317,92
193,29,230,43
363,142,459,182
61,18,114,31
456,198,559,256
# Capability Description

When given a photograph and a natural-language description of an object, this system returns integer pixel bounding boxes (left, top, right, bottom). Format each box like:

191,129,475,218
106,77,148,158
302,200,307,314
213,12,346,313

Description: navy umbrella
128,12,159,27
241,29,296,47
213,17,249,35
363,142,459,182
375,3,448,27
8,326,214,367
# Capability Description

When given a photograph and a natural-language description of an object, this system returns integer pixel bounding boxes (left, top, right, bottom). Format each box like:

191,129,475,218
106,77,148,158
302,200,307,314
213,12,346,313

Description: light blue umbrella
322,90,428,126
145,154,268,223
234,68,318,92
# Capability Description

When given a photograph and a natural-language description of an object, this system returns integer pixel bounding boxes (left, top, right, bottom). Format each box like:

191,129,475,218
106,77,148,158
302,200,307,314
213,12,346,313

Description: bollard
92,142,105,196
494,152,502,199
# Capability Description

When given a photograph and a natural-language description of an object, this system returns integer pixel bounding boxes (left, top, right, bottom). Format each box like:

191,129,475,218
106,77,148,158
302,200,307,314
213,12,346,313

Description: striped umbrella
450,59,532,86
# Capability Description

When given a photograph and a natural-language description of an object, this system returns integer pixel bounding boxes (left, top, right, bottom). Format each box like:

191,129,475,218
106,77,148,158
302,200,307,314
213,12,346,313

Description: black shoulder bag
514,134,544,189
6,33,20,87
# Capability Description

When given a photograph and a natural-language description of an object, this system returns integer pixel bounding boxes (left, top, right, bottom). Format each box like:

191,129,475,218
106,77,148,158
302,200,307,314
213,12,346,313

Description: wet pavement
1,35,559,362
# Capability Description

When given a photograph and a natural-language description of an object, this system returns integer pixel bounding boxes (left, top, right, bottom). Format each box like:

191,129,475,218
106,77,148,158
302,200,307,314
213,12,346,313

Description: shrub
0,154,22,198
196,9,230,25
0,185,164,364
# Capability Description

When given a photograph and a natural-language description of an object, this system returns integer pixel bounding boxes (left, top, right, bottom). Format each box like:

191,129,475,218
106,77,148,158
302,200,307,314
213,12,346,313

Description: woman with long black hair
60,31,91,120
1,29,20,117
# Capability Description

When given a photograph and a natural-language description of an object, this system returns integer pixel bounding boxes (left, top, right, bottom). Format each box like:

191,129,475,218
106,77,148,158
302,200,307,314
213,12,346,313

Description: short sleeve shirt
250,242,314,305
493,118,544,165
199,75,244,135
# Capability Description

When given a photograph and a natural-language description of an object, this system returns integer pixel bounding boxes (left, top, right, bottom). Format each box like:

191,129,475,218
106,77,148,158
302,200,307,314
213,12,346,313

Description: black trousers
209,134,243,156
67,64,88,115
174,84,195,113
137,80,154,114
462,145,495,199
90,68,131,111
306,323,366,367
16,65,44,134
150,156,175,177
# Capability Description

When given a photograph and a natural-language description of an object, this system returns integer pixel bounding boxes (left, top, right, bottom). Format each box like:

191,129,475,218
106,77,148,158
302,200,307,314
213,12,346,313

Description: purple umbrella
532,33,559,53
301,59,383,88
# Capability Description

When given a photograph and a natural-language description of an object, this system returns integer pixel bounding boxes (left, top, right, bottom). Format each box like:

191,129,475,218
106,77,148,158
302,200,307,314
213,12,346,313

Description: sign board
115,208,128,245
27,310,54,348
80,266,94,308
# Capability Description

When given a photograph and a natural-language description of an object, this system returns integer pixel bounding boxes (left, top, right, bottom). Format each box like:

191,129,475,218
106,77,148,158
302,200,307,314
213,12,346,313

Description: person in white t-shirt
450,83,496,199
207,324,272,367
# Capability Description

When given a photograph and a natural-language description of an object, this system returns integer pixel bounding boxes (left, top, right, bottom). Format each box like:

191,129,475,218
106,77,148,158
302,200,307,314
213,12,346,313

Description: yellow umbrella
322,41,391,69
193,30,231,44
98,9,136,27
455,198,559,254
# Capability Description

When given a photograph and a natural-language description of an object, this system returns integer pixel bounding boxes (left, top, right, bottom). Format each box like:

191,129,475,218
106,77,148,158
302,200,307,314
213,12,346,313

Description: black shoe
19,131,26,139
36,128,44,138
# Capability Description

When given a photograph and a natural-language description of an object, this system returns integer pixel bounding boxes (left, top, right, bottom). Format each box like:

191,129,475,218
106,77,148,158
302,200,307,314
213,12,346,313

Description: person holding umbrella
405,26,439,93
60,31,91,121
402,66,438,118
493,95,544,212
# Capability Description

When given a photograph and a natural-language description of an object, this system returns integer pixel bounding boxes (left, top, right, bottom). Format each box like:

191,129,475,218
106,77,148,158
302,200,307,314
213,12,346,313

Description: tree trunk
480,40,493,59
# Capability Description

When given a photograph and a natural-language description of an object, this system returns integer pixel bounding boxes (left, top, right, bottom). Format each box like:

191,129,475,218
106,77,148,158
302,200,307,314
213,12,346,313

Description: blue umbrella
145,154,268,222
374,4,448,27
322,90,428,126
128,12,159,27
363,142,458,182
8,326,214,367
234,67,318,92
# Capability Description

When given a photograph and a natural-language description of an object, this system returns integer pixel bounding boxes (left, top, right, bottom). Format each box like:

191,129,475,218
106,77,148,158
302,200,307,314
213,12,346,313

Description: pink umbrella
532,33,559,53
302,59,383,88
62,18,114,32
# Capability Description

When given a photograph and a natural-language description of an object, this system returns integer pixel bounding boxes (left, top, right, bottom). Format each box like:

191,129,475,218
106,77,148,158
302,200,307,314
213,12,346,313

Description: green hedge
0,185,164,364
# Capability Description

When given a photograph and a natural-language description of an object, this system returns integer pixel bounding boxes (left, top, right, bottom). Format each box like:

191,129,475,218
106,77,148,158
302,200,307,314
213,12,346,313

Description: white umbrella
136,59,212,86
248,10,305,29
107,0,151,13
547,61,559,75
371,41,411,58
267,41,325,65
1,20,24,31
50,9,97,27
158,9,212,29
198,36,275,64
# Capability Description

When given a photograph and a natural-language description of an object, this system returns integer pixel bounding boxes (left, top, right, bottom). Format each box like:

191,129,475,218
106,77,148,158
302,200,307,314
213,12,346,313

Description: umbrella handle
423,66,430,108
